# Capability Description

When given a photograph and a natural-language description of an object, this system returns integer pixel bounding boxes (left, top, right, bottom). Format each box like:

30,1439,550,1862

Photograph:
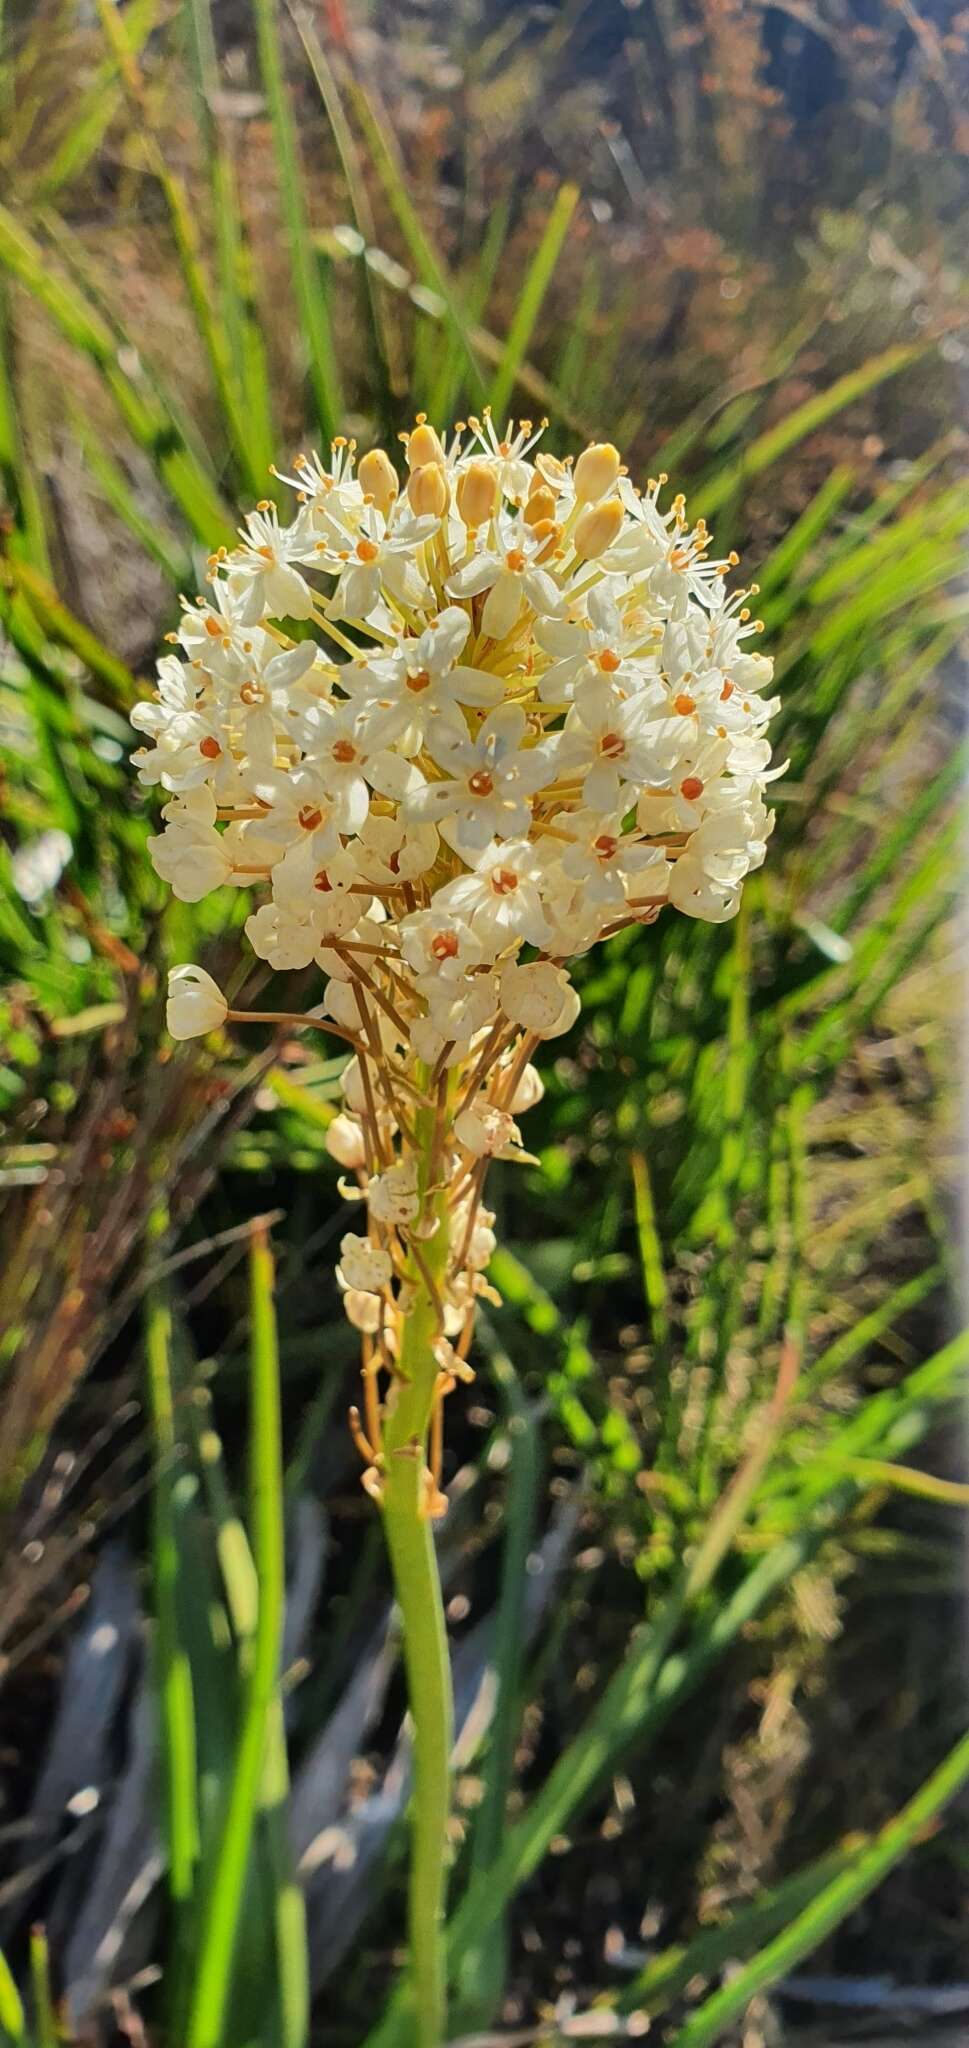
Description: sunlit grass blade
668,1726,969,2048
28,0,163,201
617,1842,856,2022
429,193,511,425
486,182,579,425
94,0,260,495
186,1222,294,2048
27,1930,55,2048
288,13,402,422
343,70,488,410
2,556,139,707
700,340,933,514
0,202,233,542
0,284,50,571
252,0,341,441
184,0,275,477
0,1942,24,2044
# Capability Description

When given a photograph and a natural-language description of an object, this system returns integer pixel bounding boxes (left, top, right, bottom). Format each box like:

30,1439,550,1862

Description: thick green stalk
380,1105,454,2048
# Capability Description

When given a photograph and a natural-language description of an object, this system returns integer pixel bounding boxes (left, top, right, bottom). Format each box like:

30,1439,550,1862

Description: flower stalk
134,410,781,2047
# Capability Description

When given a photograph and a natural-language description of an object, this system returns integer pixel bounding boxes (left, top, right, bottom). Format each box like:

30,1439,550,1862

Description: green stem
381,1100,454,2048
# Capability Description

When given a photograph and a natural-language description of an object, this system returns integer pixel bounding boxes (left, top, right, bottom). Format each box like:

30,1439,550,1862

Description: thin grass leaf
0,1942,24,2044
184,0,275,475
2,557,138,708
429,193,511,424
28,1929,56,2048
700,340,933,514
616,1842,857,2021
0,283,50,571
252,0,341,441
487,182,579,424
669,1726,969,2048
186,1222,291,2048
0,202,233,542
95,0,260,494
344,72,487,409
28,0,163,201
287,11,402,420
145,1226,200,1921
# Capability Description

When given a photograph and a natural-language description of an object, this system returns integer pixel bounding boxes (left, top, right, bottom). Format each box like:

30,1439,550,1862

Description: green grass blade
252,0,341,441
95,0,261,495
71,413,191,587
29,0,163,201
344,71,487,409
288,14,402,422
700,340,932,515
618,1843,856,2021
145,1226,201,1919
186,1222,292,2048
0,1942,24,2044
184,0,275,475
0,282,50,571
669,1726,969,2048
3,557,138,708
28,1930,55,2048
0,202,233,542
486,182,579,425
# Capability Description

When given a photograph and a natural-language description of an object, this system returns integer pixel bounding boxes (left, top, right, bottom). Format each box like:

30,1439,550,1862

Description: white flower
454,1102,520,1157
147,787,234,902
353,812,439,888
399,908,483,984
447,519,564,640
556,808,671,910
324,506,432,620
409,704,556,859
233,505,317,621
337,1232,393,1292
559,676,667,814
436,839,549,952
166,964,228,1040
534,583,654,705
367,1160,420,1226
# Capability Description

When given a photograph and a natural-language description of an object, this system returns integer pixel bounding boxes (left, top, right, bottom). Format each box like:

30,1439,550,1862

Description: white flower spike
137,415,780,1508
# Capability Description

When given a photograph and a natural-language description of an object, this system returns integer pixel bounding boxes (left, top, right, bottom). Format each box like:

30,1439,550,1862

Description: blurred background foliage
0,1,967,2044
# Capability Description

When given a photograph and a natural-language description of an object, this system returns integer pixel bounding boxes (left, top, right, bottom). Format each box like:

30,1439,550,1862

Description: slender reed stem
380,1096,454,2048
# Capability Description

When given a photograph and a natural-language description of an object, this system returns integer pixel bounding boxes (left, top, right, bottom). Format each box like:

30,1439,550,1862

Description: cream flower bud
573,495,624,560
573,441,621,505
456,461,499,529
523,485,556,527
357,447,399,516
325,1112,367,1170
342,1288,383,1333
508,1062,545,1113
405,421,445,470
338,1232,392,1292
499,961,579,1038
166,964,228,1040
407,462,449,518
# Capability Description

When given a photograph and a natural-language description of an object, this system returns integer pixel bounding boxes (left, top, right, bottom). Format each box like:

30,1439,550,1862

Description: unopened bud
573,495,624,560
357,447,398,517
524,485,556,527
456,460,499,529
407,462,449,518
406,420,445,471
573,441,621,505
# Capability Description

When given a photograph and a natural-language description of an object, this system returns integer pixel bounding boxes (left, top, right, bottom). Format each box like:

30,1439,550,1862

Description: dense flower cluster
134,415,780,1510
